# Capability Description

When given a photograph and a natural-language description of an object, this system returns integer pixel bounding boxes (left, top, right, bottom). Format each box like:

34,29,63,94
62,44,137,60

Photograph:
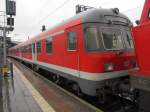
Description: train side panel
132,24,150,76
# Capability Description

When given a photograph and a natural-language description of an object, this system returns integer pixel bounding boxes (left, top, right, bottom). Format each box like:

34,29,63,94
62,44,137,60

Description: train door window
32,43,35,54
25,46,28,53
23,46,25,53
17,48,19,53
36,41,41,54
28,45,30,53
85,27,102,51
29,44,32,53
148,9,150,18
67,31,77,51
21,47,22,53
24,46,26,53
46,37,52,53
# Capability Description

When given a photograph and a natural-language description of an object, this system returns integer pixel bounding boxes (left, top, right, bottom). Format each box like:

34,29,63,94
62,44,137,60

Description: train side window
67,31,77,51
32,44,35,54
148,9,150,18
25,46,28,53
46,37,52,53
24,47,26,53
85,27,102,51
29,44,32,53
22,46,25,53
36,41,41,53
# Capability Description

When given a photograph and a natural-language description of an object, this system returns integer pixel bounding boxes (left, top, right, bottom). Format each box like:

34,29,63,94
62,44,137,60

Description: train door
66,28,80,77
32,43,37,62
19,48,22,57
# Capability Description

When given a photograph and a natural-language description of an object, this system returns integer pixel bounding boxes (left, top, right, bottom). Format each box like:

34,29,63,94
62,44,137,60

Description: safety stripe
14,66,56,112
13,56,129,81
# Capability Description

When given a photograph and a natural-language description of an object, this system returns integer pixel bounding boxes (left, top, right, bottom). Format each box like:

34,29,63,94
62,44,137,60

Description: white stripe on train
13,56,129,81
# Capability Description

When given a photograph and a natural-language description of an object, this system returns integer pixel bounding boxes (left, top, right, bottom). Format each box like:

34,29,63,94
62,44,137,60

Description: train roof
10,8,132,50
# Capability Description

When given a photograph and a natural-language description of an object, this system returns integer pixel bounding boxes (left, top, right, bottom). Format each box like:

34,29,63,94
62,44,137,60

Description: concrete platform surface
14,60,102,112
0,60,103,112
0,66,44,112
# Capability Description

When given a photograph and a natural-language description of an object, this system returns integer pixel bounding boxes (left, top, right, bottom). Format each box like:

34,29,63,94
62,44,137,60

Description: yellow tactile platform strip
14,65,56,112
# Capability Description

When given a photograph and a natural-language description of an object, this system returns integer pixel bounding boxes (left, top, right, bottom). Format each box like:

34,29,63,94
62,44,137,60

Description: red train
9,7,136,103
130,0,150,111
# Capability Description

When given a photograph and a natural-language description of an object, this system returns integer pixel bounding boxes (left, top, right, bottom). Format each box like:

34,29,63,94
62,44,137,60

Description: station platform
0,61,102,112
0,65,54,112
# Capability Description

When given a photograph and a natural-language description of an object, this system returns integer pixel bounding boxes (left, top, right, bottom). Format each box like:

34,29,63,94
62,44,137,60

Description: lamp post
3,11,6,66
0,11,7,66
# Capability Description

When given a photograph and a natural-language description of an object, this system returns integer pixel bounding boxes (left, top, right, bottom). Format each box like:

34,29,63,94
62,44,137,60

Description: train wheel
34,66,39,72
52,74,60,84
52,75,57,82
72,83,82,96
97,88,108,104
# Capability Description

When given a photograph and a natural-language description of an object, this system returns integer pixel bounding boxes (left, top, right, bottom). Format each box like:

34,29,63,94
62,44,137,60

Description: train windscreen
84,27,134,51
101,30,124,50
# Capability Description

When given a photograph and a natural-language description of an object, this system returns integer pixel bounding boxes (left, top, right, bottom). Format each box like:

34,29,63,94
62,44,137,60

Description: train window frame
67,31,77,51
36,41,41,54
84,27,103,51
46,37,53,54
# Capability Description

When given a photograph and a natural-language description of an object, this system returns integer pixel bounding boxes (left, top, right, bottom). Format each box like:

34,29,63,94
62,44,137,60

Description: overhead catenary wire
23,0,143,40
100,0,117,5
36,0,71,25
32,0,50,23
26,0,71,36
122,5,143,13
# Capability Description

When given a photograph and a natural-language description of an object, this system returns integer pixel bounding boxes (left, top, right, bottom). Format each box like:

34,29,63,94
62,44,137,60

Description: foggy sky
0,0,145,42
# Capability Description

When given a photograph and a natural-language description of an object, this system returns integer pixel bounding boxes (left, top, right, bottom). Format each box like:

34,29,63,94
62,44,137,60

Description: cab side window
148,9,150,18
36,41,41,54
67,31,77,50
46,37,52,53
85,27,101,51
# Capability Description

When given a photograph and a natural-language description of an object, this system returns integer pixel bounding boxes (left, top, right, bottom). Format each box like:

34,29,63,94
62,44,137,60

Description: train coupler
97,87,113,104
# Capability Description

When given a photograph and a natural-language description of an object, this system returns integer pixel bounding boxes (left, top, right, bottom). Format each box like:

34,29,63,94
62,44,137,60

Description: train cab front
79,14,136,103
81,23,136,75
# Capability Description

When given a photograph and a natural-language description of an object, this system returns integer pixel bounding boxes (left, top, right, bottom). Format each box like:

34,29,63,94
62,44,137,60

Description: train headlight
104,63,114,72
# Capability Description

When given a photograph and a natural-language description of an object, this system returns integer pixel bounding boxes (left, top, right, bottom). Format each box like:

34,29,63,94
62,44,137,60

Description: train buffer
0,61,103,112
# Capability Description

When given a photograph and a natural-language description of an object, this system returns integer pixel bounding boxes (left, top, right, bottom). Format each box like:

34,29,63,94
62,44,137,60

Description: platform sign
6,1,16,16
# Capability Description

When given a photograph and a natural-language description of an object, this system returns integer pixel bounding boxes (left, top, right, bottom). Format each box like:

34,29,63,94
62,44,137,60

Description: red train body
130,0,150,111
131,0,150,92
9,8,135,100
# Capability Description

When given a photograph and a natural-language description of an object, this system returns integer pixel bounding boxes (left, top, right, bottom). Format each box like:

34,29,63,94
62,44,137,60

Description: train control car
9,7,136,103
131,0,150,111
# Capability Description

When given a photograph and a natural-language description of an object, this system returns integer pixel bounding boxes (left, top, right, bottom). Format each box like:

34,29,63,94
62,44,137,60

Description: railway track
10,58,137,112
